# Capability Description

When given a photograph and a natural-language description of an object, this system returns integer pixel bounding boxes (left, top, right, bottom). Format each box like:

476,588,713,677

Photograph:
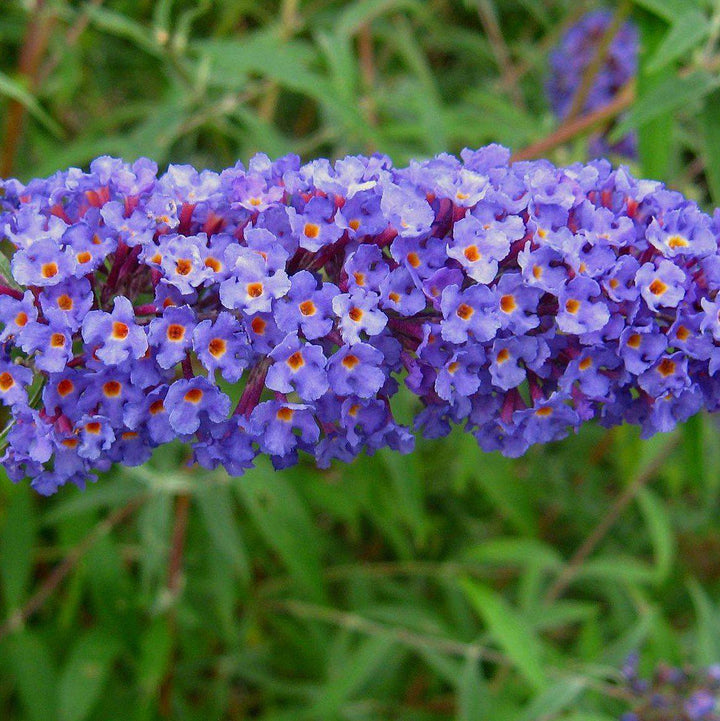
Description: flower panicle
621,655,720,721
0,146,719,494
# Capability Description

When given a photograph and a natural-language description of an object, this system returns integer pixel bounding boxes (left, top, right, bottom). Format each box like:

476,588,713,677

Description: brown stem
159,492,192,717
543,435,679,605
477,0,524,109
37,0,104,87
565,1,632,123
511,82,634,162
1,1,57,177
0,494,145,642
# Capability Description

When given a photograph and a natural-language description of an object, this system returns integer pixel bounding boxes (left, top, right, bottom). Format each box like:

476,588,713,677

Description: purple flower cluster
621,655,720,720
0,145,719,494
546,9,638,158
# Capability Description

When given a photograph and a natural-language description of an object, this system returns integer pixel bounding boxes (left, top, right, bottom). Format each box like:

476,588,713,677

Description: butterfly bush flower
620,655,720,720
546,9,638,158
2,145,720,494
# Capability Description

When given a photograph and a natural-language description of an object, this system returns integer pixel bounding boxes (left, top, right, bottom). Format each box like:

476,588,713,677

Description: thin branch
1,0,57,177
566,0,632,123
269,598,503,662
511,82,634,162
0,494,145,642
37,0,104,87
159,492,192,718
543,435,680,605
477,0,524,109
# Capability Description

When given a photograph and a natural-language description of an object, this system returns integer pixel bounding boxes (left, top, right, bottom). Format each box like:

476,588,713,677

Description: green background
1,1,720,719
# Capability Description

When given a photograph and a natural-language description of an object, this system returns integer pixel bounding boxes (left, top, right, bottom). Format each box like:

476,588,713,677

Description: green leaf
613,70,718,140
461,579,547,690
234,469,325,602
85,6,163,57
58,629,123,721
0,483,37,610
636,487,674,582
645,9,711,73
335,0,422,38
137,617,173,698
8,631,58,721
631,0,700,22
457,654,488,721
703,89,720,204
688,579,720,665
0,250,19,290
0,70,64,138
195,482,250,582
517,677,588,721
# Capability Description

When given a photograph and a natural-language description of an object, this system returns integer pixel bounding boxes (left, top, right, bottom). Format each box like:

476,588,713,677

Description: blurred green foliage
2,0,720,719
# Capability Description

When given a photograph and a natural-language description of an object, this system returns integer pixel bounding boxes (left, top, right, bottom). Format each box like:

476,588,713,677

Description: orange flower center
342,354,359,370
303,223,320,239
500,294,516,313
41,262,58,279
648,279,667,296
103,381,122,398
57,379,74,396
209,338,226,357
456,303,474,320
167,324,185,341
286,351,305,370
112,322,129,340
184,388,204,404
246,282,263,298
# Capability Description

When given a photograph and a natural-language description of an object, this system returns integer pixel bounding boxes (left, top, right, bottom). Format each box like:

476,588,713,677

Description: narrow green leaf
0,483,36,610
645,9,710,73
195,483,250,582
335,0,422,38
8,631,58,721
631,0,699,22
461,579,547,690
613,70,718,140
58,629,122,721
688,579,720,665
702,89,720,204
0,70,64,138
517,677,588,721
636,487,674,582
137,617,173,697
0,251,19,290
235,470,326,602
457,654,488,721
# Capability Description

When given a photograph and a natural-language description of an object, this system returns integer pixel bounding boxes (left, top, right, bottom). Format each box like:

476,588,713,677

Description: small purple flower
287,196,343,251
219,245,290,314
327,343,385,398
0,361,33,407
11,238,74,287
440,284,500,343
380,183,434,238
39,278,94,331
249,401,319,457
636,260,687,312
273,270,338,340
193,312,251,383
557,276,610,335
82,296,148,365
0,290,38,342
147,305,196,369
332,291,388,344
164,377,231,435
266,333,329,401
